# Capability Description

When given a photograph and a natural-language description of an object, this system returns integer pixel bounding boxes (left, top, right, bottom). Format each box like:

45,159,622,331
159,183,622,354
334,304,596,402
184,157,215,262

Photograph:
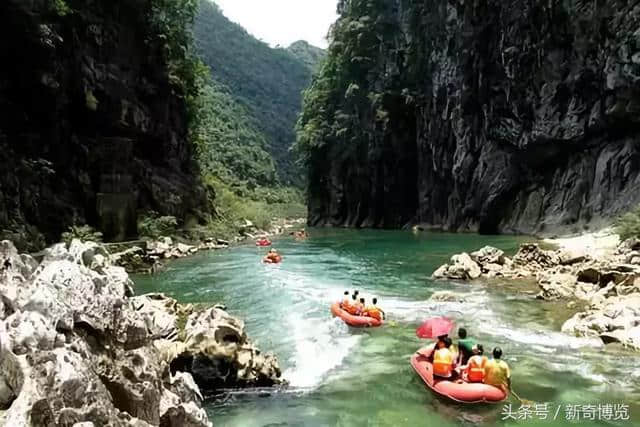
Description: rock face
0,239,210,426
0,239,284,425
304,0,640,234
0,0,207,248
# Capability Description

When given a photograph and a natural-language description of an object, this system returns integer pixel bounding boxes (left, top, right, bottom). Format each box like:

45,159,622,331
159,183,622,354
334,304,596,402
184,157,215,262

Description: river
134,229,640,426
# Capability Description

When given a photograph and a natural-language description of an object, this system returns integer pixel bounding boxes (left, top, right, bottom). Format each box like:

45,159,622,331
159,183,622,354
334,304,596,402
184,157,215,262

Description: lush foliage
188,177,306,239
190,75,278,189
194,0,323,186
295,0,403,166
51,0,72,16
138,212,179,239
148,0,201,95
143,0,308,239
61,225,103,244
616,206,640,241
287,41,326,71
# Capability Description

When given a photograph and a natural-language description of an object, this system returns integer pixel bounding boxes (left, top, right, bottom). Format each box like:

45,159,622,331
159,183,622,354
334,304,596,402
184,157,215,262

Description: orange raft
410,350,507,404
262,255,282,264
330,302,382,327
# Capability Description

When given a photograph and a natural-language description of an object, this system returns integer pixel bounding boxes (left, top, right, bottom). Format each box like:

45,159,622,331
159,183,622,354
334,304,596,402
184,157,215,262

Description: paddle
509,388,535,406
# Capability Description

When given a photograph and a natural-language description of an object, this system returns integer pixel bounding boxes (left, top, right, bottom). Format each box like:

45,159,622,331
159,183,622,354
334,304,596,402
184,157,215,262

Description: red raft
256,239,272,247
410,350,507,404
330,302,382,328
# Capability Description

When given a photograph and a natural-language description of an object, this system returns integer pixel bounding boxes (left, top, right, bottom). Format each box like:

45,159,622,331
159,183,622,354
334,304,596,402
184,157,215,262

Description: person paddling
484,347,511,392
356,297,366,315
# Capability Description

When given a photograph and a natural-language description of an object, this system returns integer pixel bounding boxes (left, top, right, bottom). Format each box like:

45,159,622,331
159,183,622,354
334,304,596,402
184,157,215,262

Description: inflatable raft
410,350,507,403
262,255,282,264
256,239,272,247
330,302,382,327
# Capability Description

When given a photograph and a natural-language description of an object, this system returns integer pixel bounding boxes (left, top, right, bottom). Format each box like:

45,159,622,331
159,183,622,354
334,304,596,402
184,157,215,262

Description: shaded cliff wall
0,0,207,248
305,0,640,235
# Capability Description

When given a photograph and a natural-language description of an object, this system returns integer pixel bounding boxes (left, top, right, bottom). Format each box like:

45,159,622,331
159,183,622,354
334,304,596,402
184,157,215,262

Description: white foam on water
258,267,364,390
485,322,604,350
283,314,361,388
380,290,491,323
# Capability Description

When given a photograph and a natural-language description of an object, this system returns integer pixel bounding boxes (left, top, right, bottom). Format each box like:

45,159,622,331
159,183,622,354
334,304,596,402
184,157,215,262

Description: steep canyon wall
304,0,640,235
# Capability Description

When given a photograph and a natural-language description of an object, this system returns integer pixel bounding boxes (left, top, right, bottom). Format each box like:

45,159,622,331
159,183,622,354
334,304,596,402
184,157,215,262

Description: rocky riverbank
110,218,307,274
433,232,640,351
0,239,283,426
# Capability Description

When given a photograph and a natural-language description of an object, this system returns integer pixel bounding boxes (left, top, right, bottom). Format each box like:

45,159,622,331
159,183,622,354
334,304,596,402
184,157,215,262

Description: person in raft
263,249,281,263
483,347,511,392
431,335,459,361
344,293,360,315
455,344,487,383
356,297,366,315
433,336,456,378
340,291,351,309
363,297,385,321
293,228,308,239
457,328,476,365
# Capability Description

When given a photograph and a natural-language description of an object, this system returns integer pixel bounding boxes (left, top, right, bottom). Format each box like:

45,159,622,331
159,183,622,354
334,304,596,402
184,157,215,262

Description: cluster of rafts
332,304,507,404
258,232,506,404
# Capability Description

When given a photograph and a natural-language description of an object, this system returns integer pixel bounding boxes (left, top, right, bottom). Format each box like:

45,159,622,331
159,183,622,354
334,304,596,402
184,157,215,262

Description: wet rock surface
0,239,284,425
166,307,284,395
434,238,640,350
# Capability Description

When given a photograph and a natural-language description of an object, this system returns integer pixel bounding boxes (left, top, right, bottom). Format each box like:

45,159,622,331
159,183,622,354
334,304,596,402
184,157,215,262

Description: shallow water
134,229,640,426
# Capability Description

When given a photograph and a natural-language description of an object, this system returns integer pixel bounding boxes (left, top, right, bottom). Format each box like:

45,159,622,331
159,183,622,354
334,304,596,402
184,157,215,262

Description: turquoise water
134,229,640,426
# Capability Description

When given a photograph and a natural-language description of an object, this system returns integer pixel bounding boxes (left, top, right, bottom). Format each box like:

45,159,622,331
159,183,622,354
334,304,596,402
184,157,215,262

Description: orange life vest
433,348,454,377
364,306,382,321
344,301,359,315
466,355,487,383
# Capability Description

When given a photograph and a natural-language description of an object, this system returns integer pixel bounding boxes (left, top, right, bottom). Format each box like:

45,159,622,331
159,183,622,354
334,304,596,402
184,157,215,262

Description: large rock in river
433,253,482,280
168,307,284,394
562,294,640,350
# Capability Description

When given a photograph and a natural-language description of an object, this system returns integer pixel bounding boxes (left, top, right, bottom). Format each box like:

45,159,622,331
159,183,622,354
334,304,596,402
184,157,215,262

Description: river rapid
135,229,640,427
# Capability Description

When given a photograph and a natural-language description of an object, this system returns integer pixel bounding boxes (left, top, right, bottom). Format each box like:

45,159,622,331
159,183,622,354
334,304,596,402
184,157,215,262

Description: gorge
2,0,640,426
298,0,640,235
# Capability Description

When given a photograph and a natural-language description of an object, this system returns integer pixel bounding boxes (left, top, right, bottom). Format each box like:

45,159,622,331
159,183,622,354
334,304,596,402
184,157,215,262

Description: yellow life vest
433,348,454,377
484,359,510,387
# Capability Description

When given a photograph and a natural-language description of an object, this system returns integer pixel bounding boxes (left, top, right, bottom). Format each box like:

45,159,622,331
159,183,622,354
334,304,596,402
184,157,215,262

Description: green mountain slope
194,0,324,186
192,78,277,189
287,40,326,71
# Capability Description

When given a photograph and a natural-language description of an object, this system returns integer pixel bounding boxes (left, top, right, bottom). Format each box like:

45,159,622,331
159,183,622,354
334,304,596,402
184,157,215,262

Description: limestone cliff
0,239,283,425
0,0,207,249
299,0,640,235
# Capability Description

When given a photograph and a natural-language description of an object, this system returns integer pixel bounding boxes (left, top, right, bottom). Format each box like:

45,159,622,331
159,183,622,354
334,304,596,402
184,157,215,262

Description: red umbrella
416,317,454,339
